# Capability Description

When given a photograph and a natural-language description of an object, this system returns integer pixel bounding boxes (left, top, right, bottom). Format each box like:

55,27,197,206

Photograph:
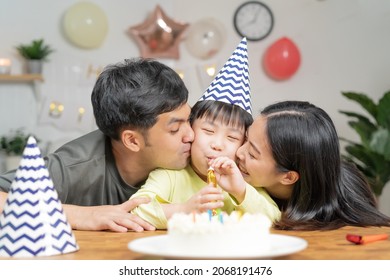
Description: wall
1,0,390,213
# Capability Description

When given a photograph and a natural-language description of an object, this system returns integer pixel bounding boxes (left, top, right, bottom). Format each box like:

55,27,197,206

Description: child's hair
189,100,253,131
261,100,390,230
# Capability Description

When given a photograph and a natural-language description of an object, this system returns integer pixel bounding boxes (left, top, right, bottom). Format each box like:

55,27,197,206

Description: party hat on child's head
0,136,79,257
199,37,252,114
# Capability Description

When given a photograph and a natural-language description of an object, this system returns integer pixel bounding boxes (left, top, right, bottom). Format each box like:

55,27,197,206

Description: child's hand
210,156,247,203
183,185,224,213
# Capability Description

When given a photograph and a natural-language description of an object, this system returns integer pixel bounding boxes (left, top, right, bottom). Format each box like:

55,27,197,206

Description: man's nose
184,124,194,142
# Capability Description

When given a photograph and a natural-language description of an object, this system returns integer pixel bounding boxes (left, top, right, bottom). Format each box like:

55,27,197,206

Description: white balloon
63,2,108,49
185,18,226,60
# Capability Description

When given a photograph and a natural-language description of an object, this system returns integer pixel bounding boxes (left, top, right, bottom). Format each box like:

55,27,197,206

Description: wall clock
233,1,274,41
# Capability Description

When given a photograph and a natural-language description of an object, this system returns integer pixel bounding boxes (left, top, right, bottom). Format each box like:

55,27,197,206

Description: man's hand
64,197,156,232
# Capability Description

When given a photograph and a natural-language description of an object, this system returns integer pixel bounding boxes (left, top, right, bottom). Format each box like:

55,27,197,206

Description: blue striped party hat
0,136,79,257
199,37,252,114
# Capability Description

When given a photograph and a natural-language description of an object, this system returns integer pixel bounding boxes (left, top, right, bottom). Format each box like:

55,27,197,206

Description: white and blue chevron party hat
0,136,79,257
199,37,252,114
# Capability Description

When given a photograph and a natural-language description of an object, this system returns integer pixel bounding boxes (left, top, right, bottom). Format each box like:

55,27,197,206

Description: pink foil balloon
263,37,301,80
128,5,188,59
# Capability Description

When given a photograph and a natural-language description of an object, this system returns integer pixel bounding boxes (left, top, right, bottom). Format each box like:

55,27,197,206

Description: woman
212,100,390,230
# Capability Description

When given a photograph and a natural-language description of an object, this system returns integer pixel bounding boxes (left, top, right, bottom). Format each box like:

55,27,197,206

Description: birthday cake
167,211,272,257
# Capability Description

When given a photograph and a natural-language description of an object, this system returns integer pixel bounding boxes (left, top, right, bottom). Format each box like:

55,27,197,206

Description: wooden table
2,226,389,260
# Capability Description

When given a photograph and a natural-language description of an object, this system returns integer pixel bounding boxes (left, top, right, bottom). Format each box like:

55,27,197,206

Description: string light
49,101,64,118
78,107,85,122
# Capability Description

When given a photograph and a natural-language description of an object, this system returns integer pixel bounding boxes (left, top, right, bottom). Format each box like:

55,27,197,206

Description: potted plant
339,91,390,196
15,38,54,74
0,129,34,170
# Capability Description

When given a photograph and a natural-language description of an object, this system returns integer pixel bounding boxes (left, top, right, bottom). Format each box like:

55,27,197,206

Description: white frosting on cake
167,211,271,257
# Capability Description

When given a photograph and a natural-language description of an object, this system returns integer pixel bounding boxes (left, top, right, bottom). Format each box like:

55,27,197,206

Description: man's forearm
62,204,86,230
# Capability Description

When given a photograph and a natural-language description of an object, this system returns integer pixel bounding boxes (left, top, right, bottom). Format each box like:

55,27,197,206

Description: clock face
233,1,274,41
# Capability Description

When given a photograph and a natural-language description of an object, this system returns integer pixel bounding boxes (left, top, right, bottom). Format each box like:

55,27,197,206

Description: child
211,100,390,230
130,39,280,228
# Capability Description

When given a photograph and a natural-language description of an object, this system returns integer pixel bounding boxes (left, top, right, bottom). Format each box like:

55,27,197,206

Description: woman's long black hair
261,101,390,230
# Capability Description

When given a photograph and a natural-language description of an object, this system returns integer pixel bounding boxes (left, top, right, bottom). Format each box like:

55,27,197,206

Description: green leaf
340,91,390,196
348,120,376,147
15,38,54,60
341,92,377,120
339,137,358,145
339,110,376,125
0,129,40,156
345,143,390,188
344,144,377,174
370,128,390,160
377,91,390,129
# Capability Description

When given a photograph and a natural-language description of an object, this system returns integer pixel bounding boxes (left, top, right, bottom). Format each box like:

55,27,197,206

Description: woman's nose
236,142,246,160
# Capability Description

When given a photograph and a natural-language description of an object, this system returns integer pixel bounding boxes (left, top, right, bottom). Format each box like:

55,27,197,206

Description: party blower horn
0,136,79,257
207,167,218,216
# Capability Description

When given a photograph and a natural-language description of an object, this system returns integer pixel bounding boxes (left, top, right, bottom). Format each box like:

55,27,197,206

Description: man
0,58,194,232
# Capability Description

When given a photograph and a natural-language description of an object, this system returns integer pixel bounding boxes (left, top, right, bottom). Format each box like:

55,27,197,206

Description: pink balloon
263,37,301,80
128,5,189,59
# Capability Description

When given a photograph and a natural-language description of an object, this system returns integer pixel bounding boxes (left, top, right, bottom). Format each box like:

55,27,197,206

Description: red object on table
346,233,388,245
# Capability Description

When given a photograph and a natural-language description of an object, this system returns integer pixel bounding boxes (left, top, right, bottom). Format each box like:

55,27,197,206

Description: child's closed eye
202,128,214,134
227,135,241,141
